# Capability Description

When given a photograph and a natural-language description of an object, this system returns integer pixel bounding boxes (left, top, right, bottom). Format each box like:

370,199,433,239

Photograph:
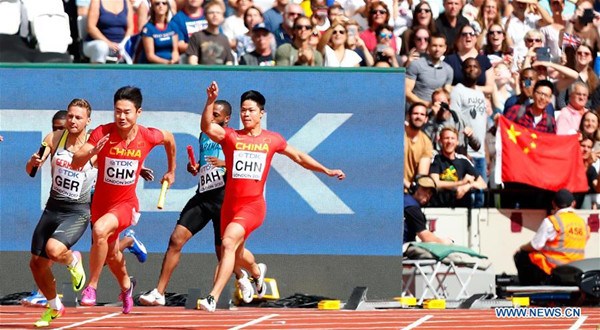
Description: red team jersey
88,123,163,232
219,127,287,237
220,127,287,199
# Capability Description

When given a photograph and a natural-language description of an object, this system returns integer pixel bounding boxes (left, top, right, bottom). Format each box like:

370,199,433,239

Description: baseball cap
252,23,270,33
416,175,436,190
553,189,574,208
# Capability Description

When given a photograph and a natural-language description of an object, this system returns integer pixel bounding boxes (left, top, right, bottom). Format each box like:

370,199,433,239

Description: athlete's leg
29,255,56,300
208,222,245,301
233,247,255,275
45,238,73,265
119,237,134,251
156,224,193,294
87,213,119,289
105,236,132,291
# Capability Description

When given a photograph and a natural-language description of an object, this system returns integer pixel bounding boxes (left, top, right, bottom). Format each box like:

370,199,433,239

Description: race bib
232,150,266,180
52,166,85,200
104,157,138,186
198,163,225,193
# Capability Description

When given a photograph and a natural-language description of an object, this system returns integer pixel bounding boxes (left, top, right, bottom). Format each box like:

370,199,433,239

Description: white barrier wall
422,208,599,275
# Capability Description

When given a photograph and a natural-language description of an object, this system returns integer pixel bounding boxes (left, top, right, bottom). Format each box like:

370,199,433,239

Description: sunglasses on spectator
294,24,312,30
287,12,302,16
415,36,429,41
332,30,346,35
526,38,542,43
370,9,387,15
154,1,168,5
488,30,503,35
577,51,592,56
461,31,476,37
379,32,393,39
416,8,431,13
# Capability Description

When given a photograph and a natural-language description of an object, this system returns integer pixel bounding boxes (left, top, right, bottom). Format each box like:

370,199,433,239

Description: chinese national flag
495,116,588,192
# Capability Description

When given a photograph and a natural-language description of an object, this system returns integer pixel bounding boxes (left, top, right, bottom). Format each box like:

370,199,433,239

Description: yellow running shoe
34,306,65,327
68,251,86,292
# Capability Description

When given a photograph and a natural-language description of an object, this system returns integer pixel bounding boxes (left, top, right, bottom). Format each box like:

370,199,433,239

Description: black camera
440,102,450,110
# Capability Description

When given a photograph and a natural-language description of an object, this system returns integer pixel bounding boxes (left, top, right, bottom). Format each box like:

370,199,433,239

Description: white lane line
403,315,433,330
568,316,588,330
56,312,121,329
228,313,280,330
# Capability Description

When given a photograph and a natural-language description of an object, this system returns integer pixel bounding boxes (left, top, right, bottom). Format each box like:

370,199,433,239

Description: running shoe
119,277,136,314
21,290,48,308
197,295,216,312
124,229,147,263
237,270,254,303
139,288,165,306
33,306,64,327
80,286,96,306
67,251,86,292
254,263,267,299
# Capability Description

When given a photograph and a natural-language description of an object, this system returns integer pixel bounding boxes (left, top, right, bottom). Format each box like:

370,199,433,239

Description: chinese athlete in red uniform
197,81,345,311
72,86,176,314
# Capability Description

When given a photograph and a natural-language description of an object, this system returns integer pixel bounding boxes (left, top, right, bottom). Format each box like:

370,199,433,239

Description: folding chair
402,258,481,304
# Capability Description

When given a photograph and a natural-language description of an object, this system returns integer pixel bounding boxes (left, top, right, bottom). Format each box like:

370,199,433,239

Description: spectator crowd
2,0,600,209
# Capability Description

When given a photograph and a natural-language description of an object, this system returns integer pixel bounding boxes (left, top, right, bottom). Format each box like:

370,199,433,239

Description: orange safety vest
529,212,590,275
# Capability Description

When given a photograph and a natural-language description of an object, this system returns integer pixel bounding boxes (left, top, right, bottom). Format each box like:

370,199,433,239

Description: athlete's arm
72,134,110,169
25,131,56,174
280,144,345,180
160,129,177,186
201,81,226,142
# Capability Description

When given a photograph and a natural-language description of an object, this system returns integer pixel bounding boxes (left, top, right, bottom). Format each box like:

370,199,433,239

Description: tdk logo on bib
104,157,138,185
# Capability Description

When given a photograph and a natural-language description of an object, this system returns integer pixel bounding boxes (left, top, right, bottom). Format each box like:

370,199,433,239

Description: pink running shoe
119,277,136,314
80,286,96,306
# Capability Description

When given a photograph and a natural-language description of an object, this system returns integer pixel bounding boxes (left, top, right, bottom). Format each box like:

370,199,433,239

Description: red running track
1,305,599,329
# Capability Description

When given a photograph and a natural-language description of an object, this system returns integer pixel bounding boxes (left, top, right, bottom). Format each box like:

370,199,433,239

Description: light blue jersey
197,133,225,193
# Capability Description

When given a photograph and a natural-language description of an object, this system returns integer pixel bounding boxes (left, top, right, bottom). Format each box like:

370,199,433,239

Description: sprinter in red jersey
197,81,345,312
72,86,176,314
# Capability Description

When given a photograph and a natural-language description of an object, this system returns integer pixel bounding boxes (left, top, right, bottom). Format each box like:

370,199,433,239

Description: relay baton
157,180,169,209
29,142,48,178
186,145,197,167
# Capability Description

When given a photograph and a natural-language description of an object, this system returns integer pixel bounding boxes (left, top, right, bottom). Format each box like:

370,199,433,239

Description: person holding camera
423,88,481,155
371,24,399,67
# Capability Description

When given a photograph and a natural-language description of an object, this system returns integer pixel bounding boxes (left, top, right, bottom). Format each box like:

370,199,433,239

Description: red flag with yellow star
495,115,588,192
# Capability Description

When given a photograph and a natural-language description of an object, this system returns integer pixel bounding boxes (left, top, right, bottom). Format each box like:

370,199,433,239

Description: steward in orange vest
513,189,590,285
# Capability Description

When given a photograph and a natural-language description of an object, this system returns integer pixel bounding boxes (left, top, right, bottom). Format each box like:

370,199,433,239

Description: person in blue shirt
169,0,208,55
140,0,180,63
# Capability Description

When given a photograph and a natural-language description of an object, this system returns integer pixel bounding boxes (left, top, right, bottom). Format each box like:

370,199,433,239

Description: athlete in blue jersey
139,100,256,306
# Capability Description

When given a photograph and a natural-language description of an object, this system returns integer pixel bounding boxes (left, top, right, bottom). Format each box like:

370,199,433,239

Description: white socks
48,297,63,310
68,253,78,268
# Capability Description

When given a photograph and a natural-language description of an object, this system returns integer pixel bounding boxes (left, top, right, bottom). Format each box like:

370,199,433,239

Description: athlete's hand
327,169,346,180
161,171,175,187
206,81,219,104
29,152,44,167
91,134,110,155
140,166,154,181
205,156,225,168
187,162,199,176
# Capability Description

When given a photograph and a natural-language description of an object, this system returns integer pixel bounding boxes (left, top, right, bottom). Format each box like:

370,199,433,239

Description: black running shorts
31,198,90,258
176,188,224,246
